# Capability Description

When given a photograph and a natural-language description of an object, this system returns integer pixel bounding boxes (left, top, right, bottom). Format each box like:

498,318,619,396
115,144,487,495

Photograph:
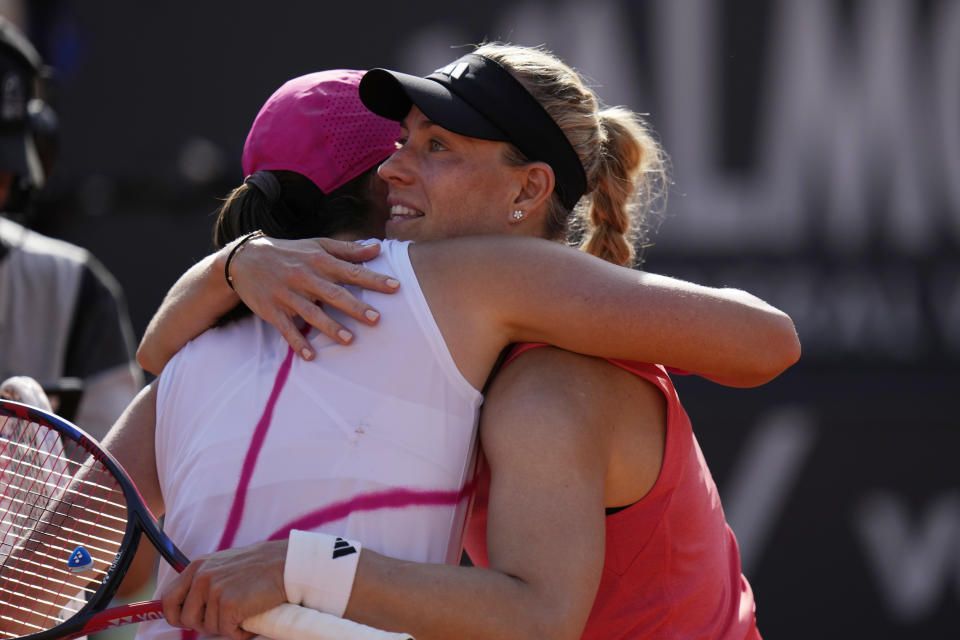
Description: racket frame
0,399,188,640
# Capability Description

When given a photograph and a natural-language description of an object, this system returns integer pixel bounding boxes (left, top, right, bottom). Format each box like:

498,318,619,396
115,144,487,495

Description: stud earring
512,209,524,221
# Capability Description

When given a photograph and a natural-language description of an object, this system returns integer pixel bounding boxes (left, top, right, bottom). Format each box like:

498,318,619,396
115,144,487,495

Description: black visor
359,53,587,211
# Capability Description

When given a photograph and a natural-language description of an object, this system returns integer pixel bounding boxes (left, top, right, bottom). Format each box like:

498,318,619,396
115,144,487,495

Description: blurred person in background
0,15,148,602
0,16,142,434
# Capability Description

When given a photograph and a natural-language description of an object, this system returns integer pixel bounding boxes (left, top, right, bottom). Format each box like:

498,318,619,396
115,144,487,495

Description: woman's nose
378,147,412,185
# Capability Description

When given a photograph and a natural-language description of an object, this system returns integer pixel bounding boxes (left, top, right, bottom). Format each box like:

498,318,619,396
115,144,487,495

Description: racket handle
80,601,165,637
243,603,413,640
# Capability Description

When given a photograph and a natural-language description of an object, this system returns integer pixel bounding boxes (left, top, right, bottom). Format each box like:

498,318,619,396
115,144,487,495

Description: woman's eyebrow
401,118,439,132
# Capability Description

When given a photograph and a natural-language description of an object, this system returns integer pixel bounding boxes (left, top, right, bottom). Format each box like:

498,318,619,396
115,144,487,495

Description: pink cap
241,69,401,193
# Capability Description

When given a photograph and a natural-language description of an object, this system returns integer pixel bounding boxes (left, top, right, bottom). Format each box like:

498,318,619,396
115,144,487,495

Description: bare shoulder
485,346,665,420
482,346,666,506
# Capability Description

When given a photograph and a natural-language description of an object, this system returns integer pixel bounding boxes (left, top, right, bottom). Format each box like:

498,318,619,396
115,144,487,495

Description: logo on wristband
332,537,357,559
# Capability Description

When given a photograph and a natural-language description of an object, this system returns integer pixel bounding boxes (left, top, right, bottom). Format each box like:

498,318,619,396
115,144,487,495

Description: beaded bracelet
224,230,265,291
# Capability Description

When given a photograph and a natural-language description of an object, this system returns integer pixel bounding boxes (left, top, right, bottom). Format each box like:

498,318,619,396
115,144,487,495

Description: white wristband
284,530,362,617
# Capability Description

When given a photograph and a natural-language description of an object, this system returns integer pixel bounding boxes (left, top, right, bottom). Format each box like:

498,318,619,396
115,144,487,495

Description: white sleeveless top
140,240,482,640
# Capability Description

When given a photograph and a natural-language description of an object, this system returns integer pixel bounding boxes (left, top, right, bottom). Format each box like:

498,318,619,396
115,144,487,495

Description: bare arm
99,381,163,515
412,235,800,388
88,381,163,597
137,250,239,375
142,235,797,386
137,237,399,374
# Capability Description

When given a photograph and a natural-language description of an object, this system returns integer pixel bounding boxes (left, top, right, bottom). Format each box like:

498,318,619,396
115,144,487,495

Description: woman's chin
385,215,425,241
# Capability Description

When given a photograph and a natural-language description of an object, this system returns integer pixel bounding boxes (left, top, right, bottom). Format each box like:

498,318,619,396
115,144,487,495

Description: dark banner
679,367,960,638
9,0,959,637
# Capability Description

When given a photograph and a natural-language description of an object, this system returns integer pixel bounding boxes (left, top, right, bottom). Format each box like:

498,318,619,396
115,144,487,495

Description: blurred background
2,0,958,637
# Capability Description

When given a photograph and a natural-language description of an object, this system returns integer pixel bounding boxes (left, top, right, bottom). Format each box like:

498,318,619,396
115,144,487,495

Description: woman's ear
513,161,555,215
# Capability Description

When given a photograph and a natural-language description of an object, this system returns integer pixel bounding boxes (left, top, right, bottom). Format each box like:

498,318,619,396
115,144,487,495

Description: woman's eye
429,140,446,151
394,137,408,149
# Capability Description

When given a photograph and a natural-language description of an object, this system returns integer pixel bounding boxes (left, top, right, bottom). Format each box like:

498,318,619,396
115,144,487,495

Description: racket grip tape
243,603,414,640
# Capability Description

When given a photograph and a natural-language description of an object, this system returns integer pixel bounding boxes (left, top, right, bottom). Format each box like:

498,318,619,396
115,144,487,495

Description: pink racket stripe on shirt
215,338,302,552
179,323,474,640
180,328,309,640
266,480,477,541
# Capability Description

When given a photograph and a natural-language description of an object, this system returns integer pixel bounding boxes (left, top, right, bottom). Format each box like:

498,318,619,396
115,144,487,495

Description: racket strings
0,426,67,555
0,576,95,616
0,449,118,498
0,415,130,638
0,513,126,560
0,485,129,535
0,554,107,590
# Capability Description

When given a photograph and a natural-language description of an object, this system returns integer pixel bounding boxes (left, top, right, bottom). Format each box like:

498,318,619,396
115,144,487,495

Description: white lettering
722,407,817,575
811,267,923,359
402,0,957,253
853,491,960,622
650,0,770,250
755,0,933,254
934,0,960,221
494,0,644,109
667,261,927,360
107,611,164,627
404,0,644,112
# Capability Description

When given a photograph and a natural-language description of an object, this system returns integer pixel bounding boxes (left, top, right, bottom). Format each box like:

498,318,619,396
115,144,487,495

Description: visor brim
360,68,508,141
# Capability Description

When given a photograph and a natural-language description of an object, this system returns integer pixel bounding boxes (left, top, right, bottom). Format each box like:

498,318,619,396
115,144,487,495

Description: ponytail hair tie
244,170,282,203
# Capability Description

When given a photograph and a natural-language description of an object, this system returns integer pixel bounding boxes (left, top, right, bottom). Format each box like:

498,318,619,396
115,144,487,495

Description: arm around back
137,237,395,374
99,381,164,516
97,381,164,598
137,249,239,375
410,235,801,388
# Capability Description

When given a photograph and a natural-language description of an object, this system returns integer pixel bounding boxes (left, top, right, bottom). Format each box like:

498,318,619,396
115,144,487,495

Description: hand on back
229,236,400,359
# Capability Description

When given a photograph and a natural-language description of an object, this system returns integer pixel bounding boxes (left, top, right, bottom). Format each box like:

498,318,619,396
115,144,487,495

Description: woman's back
587,358,759,639
147,239,482,640
464,347,760,639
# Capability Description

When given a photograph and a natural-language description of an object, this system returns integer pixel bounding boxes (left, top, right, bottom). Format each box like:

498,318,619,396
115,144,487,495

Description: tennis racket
0,399,412,640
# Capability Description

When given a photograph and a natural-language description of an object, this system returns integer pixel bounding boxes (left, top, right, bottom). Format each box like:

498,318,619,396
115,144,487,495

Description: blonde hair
474,43,668,267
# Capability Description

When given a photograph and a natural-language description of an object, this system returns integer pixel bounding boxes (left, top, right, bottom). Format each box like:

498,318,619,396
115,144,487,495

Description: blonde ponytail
577,107,667,267
474,42,668,267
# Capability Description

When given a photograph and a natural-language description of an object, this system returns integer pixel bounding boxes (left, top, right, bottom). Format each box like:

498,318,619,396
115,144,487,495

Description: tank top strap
504,343,673,396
